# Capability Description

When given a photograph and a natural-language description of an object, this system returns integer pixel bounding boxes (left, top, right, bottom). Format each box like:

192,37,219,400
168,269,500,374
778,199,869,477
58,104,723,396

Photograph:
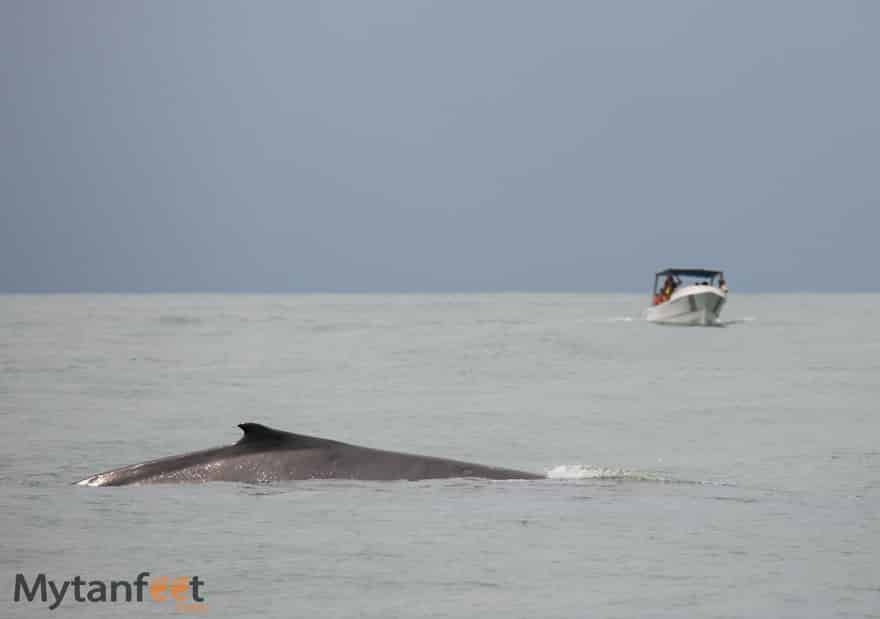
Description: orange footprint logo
149,575,168,601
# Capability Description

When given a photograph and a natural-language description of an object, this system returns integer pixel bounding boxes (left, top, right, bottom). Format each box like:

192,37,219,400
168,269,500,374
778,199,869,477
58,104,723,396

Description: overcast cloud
1,1,878,292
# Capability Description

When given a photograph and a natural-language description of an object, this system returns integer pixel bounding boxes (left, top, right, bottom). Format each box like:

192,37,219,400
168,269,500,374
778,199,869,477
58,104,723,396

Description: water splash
546,464,735,486
546,464,658,480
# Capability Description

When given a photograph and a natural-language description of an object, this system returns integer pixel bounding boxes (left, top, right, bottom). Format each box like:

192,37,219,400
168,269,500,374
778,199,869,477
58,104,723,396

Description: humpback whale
76,423,543,486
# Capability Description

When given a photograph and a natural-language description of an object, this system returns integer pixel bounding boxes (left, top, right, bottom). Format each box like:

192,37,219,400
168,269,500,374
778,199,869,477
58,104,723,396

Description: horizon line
2,289,878,295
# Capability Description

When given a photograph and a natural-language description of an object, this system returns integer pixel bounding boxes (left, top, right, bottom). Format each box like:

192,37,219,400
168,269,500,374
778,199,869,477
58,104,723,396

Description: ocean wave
158,314,202,326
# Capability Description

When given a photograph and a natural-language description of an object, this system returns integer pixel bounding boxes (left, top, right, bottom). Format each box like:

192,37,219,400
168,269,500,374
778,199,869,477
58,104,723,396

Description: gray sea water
2,294,878,618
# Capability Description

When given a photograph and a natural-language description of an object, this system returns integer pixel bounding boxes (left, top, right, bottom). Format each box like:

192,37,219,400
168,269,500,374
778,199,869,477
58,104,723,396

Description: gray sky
1,1,878,292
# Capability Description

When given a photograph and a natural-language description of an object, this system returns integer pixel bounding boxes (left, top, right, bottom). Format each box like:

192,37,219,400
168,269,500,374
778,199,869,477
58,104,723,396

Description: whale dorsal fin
237,423,288,443
236,423,338,449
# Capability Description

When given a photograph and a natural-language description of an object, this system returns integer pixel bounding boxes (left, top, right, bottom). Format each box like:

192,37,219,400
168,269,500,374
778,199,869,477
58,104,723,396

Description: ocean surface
2,294,878,618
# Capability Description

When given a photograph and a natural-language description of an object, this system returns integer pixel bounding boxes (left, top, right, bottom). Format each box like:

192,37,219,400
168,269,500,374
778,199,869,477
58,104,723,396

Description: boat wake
717,316,757,327
606,316,635,323
604,316,756,327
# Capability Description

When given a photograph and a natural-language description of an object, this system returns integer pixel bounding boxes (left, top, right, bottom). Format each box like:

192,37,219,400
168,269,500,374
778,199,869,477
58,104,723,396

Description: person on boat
660,275,675,301
719,276,728,293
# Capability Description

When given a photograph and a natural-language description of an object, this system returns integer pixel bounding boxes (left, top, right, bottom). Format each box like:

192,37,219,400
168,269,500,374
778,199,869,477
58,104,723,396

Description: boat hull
643,286,726,326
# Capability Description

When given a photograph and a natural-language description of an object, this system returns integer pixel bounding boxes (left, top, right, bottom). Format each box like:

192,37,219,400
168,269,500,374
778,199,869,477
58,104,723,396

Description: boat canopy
652,268,725,296
655,268,723,279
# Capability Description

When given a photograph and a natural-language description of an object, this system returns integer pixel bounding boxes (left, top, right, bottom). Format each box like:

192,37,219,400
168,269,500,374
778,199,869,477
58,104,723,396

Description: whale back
76,423,542,485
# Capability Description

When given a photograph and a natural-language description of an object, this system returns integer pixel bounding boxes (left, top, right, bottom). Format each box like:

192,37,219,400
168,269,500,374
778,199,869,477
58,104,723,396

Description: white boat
643,268,728,326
